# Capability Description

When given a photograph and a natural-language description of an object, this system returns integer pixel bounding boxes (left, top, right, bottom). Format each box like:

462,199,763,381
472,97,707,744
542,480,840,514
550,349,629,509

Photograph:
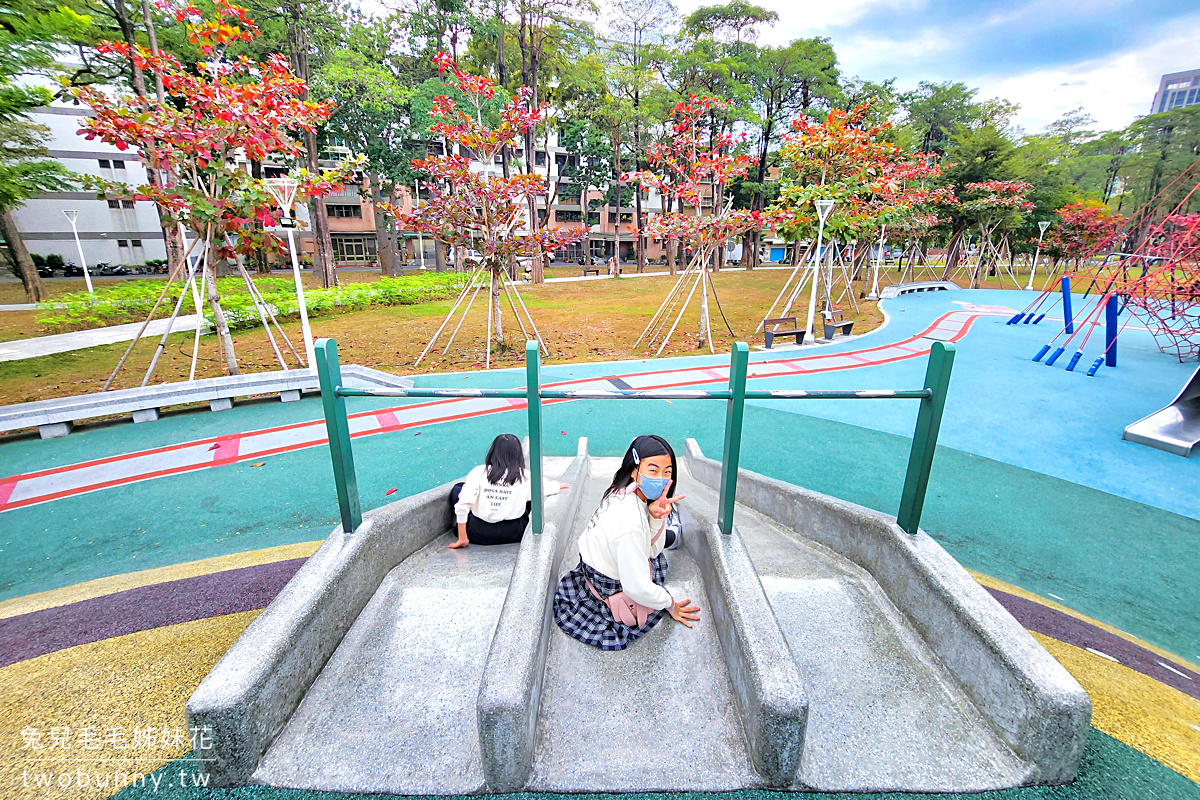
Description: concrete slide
188,439,1091,794
1123,363,1200,457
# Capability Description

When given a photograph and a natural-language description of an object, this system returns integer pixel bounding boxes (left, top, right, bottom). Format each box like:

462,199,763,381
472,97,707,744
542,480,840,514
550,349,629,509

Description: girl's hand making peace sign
648,480,685,519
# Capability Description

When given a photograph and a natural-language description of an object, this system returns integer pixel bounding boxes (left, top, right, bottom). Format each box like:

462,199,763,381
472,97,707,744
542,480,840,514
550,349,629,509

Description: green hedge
36,273,468,332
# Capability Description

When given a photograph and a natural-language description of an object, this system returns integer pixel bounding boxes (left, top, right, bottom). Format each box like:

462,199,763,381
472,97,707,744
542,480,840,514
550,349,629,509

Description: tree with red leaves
955,180,1034,288
627,95,788,355
73,0,356,382
771,105,944,330
383,54,584,367
1044,201,1124,270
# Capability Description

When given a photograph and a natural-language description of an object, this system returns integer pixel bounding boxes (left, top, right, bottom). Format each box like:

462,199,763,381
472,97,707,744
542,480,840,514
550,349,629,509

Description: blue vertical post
1061,276,1074,334
525,340,544,534
1105,293,1119,367
315,338,362,533
717,342,749,535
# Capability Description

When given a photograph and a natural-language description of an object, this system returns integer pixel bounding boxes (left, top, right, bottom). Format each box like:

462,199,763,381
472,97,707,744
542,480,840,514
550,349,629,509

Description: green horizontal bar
743,389,933,400
338,387,528,399
337,386,931,401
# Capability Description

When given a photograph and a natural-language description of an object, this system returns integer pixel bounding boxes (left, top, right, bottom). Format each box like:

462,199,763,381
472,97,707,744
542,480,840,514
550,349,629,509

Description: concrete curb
675,481,809,787
0,364,412,437
184,481,454,786
682,439,1091,785
477,438,590,791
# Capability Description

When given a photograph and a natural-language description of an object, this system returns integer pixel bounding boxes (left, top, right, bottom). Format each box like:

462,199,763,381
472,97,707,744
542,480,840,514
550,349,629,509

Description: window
99,159,111,168
555,209,582,222
495,154,504,164
131,239,142,247
587,211,600,225
535,150,546,166
121,199,135,209
107,199,121,209
113,160,126,169
331,234,377,264
327,204,362,218
1189,89,1198,105
117,239,129,247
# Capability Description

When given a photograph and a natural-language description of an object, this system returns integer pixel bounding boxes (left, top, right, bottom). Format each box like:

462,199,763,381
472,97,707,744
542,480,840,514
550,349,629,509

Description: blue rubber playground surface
0,286,1197,799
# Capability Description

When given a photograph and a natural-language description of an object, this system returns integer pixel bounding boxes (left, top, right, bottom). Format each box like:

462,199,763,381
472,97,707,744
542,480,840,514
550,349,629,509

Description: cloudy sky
673,0,1200,135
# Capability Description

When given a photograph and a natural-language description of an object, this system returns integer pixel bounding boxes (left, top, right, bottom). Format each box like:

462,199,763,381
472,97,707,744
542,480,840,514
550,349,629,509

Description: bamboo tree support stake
101,264,183,390
140,271,197,386
242,268,304,366
505,271,551,357
415,260,487,366
440,269,487,357
655,263,705,357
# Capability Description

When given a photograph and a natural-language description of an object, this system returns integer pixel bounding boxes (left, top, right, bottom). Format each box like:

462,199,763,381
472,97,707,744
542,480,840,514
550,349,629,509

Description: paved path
0,308,989,513
0,314,202,362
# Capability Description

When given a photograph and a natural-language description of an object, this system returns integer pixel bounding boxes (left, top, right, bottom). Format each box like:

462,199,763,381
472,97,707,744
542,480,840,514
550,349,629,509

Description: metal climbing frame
315,338,956,537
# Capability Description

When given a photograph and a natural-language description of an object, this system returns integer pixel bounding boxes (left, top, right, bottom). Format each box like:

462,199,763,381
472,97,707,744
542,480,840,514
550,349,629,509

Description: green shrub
31,253,46,268
46,254,65,269
36,272,467,333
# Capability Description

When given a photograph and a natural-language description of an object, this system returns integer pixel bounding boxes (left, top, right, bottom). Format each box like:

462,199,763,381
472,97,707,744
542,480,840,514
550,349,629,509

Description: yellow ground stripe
970,570,1200,675
1033,632,1200,783
0,610,259,800
0,541,322,620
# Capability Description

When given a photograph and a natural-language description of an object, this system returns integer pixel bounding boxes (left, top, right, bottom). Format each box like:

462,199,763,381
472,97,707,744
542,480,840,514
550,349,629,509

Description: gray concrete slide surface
187,438,1090,794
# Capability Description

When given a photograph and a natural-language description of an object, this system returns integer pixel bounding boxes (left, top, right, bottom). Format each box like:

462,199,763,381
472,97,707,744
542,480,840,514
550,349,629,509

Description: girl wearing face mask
553,435,701,650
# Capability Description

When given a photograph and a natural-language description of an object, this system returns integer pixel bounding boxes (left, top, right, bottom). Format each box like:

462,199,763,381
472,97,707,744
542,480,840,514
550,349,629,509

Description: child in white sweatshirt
448,433,569,548
553,434,699,650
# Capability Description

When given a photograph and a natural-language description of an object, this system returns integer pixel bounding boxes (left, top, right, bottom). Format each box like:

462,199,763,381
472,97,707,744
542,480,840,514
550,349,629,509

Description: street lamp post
264,177,317,372
804,198,835,342
1027,219,1051,291
61,210,93,293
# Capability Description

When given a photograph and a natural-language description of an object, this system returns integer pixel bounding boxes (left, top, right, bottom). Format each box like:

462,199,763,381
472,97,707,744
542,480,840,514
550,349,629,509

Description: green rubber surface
107,730,1199,798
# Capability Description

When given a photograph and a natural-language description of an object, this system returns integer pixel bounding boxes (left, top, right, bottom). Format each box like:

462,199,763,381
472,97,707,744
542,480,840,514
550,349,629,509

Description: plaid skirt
553,554,670,651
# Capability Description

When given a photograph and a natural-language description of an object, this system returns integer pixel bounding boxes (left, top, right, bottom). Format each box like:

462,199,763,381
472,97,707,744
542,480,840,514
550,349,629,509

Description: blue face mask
637,473,670,501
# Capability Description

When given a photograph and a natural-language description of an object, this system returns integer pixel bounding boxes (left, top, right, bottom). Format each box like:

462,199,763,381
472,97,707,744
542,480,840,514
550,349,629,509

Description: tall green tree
0,0,90,300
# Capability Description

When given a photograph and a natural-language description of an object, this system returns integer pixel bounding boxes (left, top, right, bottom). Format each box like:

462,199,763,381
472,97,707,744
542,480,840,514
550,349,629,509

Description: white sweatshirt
576,488,674,611
455,464,562,524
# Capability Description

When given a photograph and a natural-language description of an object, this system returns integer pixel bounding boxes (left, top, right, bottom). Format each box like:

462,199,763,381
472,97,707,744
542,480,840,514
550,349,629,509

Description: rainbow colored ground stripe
0,541,1197,800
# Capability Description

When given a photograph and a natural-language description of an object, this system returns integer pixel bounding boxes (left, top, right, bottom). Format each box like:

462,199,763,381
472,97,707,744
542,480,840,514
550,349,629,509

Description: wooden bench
821,309,854,340
582,267,600,276
763,317,805,349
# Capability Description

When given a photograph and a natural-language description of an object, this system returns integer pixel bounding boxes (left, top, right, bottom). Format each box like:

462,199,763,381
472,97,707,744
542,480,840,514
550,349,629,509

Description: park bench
582,267,600,276
822,308,854,340
763,316,805,349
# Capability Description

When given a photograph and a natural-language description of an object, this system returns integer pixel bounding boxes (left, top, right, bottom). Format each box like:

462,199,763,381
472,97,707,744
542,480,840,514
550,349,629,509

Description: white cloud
974,13,1200,132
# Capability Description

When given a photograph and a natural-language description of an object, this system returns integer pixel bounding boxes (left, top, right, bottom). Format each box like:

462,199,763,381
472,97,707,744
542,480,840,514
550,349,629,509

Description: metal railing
316,338,956,537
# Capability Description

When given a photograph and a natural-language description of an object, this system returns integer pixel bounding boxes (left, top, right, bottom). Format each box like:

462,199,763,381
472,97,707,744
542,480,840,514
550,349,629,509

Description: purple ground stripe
0,557,307,668
986,587,1200,700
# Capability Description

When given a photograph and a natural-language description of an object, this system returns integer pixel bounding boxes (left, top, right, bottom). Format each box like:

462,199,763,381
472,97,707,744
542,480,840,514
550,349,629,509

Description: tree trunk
1,208,46,301
941,226,965,281
491,267,504,348
286,3,337,288
250,159,270,273
370,177,396,277
435,239,446,272
202,257,239,375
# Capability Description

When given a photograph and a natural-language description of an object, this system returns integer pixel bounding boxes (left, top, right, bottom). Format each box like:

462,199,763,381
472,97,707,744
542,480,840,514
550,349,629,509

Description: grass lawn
0,269,884,405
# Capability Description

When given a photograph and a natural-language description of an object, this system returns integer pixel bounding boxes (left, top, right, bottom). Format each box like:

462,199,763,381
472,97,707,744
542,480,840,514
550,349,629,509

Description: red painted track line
0,310,1003,512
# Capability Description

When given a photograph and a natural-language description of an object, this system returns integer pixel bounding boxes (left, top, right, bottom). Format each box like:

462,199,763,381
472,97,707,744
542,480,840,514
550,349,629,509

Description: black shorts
449,482,531,545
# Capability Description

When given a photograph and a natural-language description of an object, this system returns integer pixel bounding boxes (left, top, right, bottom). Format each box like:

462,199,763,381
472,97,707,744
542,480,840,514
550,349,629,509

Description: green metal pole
718,342,749,535
896,341,955,534
315,338,362,533
525,339,544,534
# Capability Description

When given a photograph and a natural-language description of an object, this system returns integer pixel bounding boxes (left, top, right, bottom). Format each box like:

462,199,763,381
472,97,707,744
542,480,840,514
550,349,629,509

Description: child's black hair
485,434,526,485
603,435,677,501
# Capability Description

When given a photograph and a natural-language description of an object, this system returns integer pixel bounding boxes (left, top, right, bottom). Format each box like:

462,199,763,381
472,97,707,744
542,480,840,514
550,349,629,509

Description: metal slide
1123,364,1200,457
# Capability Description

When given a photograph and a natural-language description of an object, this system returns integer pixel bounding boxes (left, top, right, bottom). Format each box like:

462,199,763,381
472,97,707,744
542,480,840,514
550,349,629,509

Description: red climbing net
1046,168,1200,363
